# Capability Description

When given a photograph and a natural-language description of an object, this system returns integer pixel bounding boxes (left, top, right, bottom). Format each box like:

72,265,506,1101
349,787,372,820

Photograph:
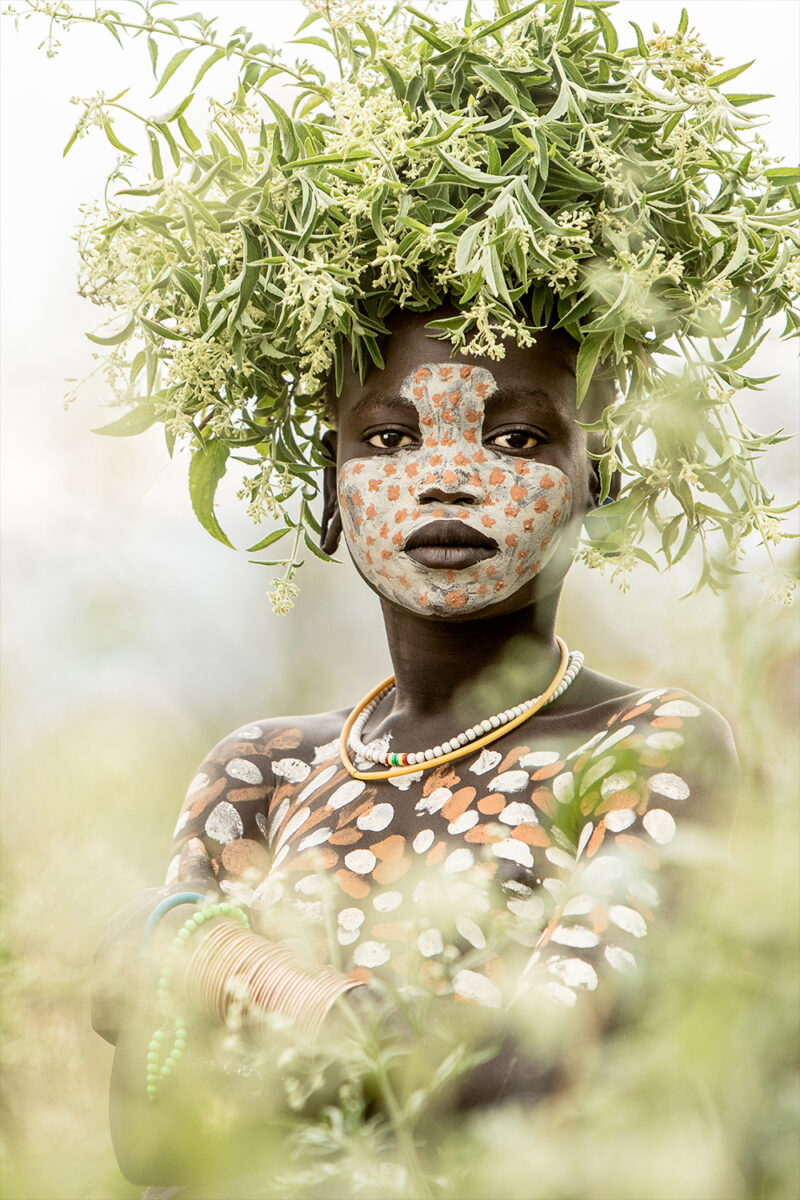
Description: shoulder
190,708,351,786
606,684,738,826
551,673,737,828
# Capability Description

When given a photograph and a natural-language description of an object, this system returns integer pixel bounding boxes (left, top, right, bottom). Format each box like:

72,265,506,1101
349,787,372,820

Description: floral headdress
12,0,799,609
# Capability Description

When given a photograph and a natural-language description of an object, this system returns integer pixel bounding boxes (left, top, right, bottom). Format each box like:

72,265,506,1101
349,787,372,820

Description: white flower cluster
268,575,299,616
163,336,238,436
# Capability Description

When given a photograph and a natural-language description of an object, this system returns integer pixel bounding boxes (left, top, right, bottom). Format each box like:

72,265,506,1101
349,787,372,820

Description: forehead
334,312,578,423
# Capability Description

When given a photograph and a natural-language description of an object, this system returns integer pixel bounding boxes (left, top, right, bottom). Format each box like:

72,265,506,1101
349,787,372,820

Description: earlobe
320,430,342,556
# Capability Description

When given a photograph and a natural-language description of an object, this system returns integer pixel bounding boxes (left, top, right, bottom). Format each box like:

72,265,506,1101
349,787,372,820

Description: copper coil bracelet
146,905,362,1102
185,920,362,1041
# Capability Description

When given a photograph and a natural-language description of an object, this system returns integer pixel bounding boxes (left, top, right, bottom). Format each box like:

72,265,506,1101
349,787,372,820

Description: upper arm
165,723,276,901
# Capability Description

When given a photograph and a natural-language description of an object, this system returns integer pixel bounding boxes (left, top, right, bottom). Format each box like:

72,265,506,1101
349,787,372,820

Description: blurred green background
1,2,798,1197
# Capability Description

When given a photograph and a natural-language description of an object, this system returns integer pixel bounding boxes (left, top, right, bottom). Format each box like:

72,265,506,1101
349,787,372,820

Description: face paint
338,363,573,617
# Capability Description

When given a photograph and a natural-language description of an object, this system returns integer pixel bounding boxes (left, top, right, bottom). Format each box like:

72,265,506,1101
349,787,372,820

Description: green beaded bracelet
145,901,249,1102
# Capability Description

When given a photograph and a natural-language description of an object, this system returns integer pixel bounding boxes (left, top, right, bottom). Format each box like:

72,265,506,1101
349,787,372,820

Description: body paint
338,363,572,617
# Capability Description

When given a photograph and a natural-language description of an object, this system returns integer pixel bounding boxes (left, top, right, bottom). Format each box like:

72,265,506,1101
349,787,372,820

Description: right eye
366,429,415,449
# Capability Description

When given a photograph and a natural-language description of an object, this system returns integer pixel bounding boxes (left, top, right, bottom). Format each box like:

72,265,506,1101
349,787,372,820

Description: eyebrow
348,390,420,420
346,383,569,433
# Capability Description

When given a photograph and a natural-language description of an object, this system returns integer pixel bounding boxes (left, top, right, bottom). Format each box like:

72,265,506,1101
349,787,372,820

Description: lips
403,520,498,570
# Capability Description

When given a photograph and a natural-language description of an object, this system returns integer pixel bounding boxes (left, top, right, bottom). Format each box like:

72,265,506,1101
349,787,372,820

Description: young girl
94,306,737,1196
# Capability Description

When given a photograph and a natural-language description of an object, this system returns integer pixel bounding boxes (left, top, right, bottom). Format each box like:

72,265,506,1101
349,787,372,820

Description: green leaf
177,114,201,152
152,46,195,98
85,316,136,346
555,0,575,42
707,60,754,88
436,148,511,185
188,439,234,548
575,333,607,407
593,5,619,53
302,530,338,563
473,64,526,110
191,47,225,91
765,167,800,183
262,92,297,159
475,1,538,40
138,314,186,341
539,76,570,124
455,224,481,274
246,525,290,553
629,21,648,57
93,402,158,437
147,130,163,179
378,57,407,101
101,118,136,156
147,35,158,77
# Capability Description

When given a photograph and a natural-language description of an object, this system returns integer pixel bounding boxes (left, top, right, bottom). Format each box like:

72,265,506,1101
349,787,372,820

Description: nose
416,457,484,506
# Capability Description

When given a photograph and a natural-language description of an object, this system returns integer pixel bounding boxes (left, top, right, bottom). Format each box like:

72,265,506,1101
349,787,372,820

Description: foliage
2,580,798,1198
8,0,800,605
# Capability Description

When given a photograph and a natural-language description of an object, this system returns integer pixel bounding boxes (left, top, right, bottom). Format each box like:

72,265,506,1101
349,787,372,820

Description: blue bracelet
141,892,208,950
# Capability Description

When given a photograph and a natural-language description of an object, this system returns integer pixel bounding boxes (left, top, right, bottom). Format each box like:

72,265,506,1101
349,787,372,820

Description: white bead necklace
348,649,584,769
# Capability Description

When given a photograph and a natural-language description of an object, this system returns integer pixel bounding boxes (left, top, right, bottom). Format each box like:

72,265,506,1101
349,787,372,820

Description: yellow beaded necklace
340,638,573,781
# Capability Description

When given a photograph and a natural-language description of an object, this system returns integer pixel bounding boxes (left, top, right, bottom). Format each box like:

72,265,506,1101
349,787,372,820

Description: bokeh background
1,2,798,1197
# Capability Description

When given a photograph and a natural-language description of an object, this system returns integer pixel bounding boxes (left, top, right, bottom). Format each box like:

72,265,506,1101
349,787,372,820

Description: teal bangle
145,901,250,1103
141,892,208,950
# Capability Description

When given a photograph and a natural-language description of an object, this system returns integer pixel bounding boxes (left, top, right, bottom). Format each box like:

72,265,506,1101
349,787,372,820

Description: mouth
403,520,498,570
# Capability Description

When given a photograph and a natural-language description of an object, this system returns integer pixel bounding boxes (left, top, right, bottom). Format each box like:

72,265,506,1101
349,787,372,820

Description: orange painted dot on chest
339,363,573,617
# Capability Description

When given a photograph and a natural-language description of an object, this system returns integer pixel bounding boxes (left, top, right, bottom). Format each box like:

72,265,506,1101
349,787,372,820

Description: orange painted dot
372,834,406,861
329,827,361,845
464,825,496,844
445,590,468,609
541,474,554,489
374,856,412,885
477,794,505,815
513,824,549,846
441,786,477,822
534,497,548,513
578,818,606,856
336,869,371,899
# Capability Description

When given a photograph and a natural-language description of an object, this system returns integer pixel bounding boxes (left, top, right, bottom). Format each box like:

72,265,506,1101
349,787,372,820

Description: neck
379,592,562,724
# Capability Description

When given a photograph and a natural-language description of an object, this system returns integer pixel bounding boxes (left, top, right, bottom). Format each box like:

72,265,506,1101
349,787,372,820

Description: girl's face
332,315,598,620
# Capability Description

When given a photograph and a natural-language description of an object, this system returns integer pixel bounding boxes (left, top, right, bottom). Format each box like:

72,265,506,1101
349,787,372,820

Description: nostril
418,486,477,505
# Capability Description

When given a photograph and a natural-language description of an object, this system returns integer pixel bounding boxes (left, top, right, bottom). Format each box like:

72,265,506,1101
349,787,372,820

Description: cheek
491,466,573,577
338,460,416,570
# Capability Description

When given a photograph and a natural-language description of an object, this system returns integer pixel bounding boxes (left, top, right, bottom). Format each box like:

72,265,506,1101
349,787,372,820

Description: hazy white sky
1,1,798,731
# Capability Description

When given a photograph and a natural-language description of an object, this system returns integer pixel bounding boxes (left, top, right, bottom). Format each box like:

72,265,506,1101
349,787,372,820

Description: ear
320,429,342,556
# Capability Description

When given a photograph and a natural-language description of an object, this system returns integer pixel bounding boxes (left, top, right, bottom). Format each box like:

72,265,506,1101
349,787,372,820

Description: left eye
486,430,540,451
366,430,415,449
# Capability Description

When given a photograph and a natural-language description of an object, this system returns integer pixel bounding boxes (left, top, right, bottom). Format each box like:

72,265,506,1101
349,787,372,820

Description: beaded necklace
340,638,583,781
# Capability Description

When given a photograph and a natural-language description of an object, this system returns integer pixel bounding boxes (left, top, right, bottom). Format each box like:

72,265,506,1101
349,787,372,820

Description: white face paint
338,362,573,617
